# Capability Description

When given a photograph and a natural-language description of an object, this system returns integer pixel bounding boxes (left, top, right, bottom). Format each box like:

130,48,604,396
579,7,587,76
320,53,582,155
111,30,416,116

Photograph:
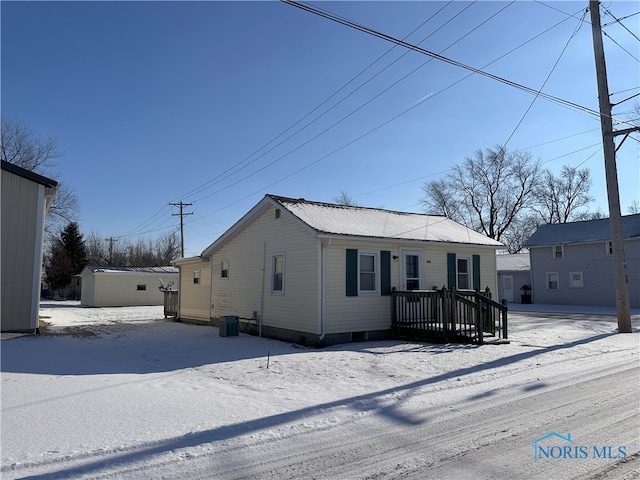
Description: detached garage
80,266,178,307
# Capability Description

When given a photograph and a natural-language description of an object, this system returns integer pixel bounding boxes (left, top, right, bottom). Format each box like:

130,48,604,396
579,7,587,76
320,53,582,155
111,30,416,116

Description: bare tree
1,117,60,170
85,231,180,266
421,146,541,243
627,200,640,215
333,191,359,207
533,165,593,224
1,116,79,231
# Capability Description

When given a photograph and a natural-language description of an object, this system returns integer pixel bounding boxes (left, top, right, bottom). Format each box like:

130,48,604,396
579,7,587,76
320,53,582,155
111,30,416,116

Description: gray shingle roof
524,214,640,247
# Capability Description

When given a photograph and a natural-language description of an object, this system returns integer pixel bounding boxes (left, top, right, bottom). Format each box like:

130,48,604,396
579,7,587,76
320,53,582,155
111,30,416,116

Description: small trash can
520,285,532,304
219,315,239,337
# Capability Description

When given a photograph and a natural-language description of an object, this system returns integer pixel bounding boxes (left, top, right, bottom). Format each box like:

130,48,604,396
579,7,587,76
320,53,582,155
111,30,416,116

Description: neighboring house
524,214,640,308
1,160,58,332
80,266,179,307
496,253,531,304
175,194,502,346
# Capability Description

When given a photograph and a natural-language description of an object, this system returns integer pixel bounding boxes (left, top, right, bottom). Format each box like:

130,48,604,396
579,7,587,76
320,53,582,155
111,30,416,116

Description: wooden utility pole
170,201,193,258
589,1,632,333
104,237,118,266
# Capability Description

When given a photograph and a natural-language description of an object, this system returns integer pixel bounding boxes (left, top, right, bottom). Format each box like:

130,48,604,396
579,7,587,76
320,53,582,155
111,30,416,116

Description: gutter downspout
319,238,332,341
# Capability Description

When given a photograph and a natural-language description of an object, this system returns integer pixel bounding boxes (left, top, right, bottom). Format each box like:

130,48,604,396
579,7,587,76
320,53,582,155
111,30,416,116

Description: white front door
401,249,422,291
502,275,514,303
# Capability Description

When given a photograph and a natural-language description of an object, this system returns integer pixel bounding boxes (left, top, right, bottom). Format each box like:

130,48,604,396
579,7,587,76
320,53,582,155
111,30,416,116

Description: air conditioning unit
219,315,239,337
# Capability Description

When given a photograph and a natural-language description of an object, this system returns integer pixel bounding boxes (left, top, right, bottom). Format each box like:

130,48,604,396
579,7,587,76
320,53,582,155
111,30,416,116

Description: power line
169,2,458,204
501,7,588,148
281,0,611,120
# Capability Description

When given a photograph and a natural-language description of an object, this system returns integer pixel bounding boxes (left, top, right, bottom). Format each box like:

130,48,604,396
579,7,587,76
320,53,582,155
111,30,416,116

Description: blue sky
3,1,638,257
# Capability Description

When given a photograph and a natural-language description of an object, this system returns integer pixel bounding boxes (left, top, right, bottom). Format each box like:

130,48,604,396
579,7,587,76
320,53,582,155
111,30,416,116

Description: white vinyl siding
210,204,319,334
325,241,498,334
81,270,179,307
176,261,211,321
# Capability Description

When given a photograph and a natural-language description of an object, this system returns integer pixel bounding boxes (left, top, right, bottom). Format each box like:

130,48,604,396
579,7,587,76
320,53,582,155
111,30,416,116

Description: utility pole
104,237,118,266
589,1,634,333
170,201,193,258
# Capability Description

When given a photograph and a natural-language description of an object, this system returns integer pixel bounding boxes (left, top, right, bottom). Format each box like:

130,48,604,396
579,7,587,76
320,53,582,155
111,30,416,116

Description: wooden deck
391,288,508,344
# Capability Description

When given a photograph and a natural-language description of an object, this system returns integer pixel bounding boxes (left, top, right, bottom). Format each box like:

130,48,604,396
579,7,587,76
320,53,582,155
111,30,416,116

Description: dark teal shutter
473,254,481,290
380,250,391,296
447,253,456,289
346,249,358,296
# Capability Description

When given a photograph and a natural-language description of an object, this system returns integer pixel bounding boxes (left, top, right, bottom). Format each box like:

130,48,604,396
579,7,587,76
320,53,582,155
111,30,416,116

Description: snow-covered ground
1,301,639,479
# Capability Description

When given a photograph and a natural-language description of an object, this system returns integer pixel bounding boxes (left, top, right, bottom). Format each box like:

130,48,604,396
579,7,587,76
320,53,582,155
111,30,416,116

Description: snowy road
2,304,639,479
71,356,638,480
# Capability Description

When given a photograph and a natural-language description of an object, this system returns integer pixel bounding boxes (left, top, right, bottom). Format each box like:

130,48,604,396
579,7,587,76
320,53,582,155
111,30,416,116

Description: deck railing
391,288,507,344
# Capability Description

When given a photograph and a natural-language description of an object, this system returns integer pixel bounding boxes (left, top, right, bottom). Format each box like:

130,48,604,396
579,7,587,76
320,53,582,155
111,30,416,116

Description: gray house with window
174,194,502,345
523,214,640,308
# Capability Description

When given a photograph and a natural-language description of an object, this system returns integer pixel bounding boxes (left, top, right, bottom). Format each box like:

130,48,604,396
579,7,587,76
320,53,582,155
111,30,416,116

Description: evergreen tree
45,222,88,289
60,222,88,274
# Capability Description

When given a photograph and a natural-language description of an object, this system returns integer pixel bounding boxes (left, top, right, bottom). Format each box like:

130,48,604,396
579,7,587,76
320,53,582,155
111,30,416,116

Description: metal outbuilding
1,160,58,332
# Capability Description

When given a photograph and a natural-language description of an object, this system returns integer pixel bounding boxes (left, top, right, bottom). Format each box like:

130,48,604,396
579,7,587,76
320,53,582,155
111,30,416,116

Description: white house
80,266,179,307
174,195,502,346
1,160,58,332
524,214,640,308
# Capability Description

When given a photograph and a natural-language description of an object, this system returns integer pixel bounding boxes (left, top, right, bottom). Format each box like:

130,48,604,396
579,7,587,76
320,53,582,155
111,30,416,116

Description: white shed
80,266,179,307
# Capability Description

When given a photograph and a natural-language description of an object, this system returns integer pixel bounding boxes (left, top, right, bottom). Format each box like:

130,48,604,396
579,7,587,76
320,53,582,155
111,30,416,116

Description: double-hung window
271,254,284,294
221,260,229,279
457,257,470,290
546,272,559,290
359,252,378,294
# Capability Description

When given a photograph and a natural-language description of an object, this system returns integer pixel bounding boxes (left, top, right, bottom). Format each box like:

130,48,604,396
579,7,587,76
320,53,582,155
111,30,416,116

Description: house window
570,272,584,288
221,260,229,279
271,254,284,294
359,252,378,294
605,241,613,256
457,257,470,289
546,272,559,290
553,245,564,258
137,284,146,291
193,270,200,285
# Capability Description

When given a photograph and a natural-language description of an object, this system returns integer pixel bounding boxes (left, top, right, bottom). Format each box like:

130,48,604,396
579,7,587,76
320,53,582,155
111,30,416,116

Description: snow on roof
85,266,178,274
271,195,502,246
524,214,640,247
496,253,530,272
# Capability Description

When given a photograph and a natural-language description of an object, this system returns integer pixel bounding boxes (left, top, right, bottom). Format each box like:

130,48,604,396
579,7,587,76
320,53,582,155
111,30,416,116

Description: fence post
501,298,508,340
475,294,484,344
